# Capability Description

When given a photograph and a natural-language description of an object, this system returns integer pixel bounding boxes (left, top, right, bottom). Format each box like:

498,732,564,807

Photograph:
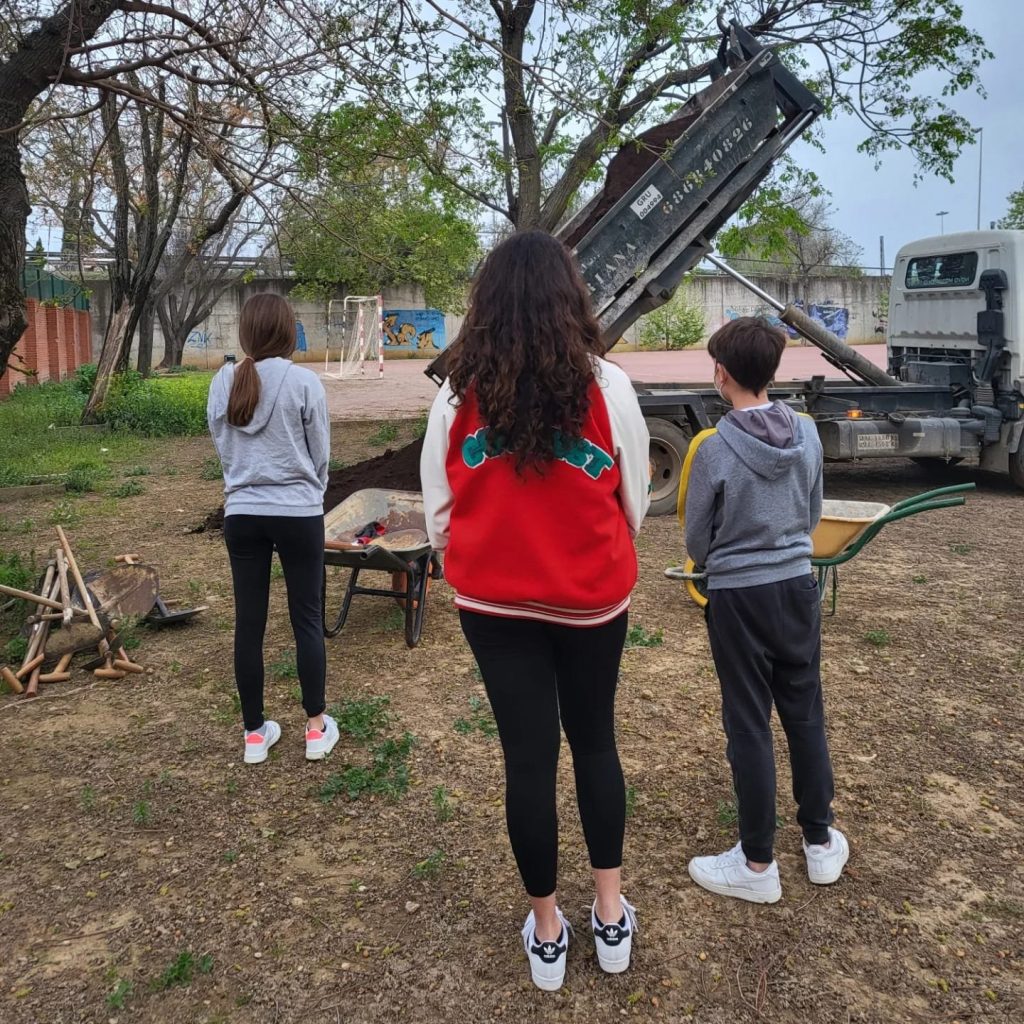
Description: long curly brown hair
447,230,605,470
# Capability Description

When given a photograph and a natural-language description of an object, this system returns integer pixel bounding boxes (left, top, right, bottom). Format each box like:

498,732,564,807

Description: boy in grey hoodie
682,317,848,904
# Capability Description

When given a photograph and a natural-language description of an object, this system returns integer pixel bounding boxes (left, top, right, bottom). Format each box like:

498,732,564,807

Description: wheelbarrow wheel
682,557,708,608
403,559,431,648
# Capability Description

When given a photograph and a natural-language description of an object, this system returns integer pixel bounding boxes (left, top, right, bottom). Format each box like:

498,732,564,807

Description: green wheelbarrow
667,483,975,614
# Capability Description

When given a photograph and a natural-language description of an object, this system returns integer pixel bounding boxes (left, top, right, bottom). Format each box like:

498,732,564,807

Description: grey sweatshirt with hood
684,401,822,589
207,357,330,518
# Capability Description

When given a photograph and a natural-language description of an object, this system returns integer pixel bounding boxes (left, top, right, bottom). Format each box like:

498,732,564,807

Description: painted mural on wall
723,300,851,340
383,309,446,352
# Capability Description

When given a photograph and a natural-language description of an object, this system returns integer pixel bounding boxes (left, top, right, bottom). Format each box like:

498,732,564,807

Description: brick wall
0,301,91,398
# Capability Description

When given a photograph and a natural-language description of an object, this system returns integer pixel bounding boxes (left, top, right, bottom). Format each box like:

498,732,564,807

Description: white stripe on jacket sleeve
597,358,651,536
420,380,458,552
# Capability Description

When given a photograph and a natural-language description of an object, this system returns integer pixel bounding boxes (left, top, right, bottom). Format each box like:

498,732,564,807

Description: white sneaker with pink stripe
243,720,281,764
305,713,339,761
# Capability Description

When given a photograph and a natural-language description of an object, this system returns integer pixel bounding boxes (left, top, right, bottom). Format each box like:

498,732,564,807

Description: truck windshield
905,252,978,289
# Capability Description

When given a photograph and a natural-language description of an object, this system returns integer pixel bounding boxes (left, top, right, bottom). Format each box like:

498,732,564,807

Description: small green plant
106,977,132,1009
200,457,223,481
47,499,82,526
124,465,151,477
432,785,454,822
716,799,739,826
318,731,415,802
412,849,446,879
330,695,392,742
328,457,345,471
111,480,144,498
949,542,972,555
380,606,405,632
369,422,399,446
270,652,297,679
625,785,637,820
412,412,429,439
63,465,97,493
865,628,891,648
3,636,28,665
638,281,705,350
132,800,152,825
80,784,96,811
223,849,239,863
453,695,498,738
151,950,213,991
912,574,927,584
118,615,143,651
225,779,238,796
270,559,285,581
625,624,664,649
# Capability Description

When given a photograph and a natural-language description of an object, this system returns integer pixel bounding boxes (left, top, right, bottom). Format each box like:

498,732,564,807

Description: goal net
322,295,384,380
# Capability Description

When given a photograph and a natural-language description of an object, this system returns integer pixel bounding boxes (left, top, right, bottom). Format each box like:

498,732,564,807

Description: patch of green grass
412,849,446,879
150,950,213,991
270,559,285,581
716,799,739,827
270,652,297,679
625,624,664,649
223,849,238,864
412,412,429,439
80,785,97,811
318,731,415,802
111,480,144,498
329,695,392,742
0,551,33,630
3,636,28,665
117,615,143,651
131,800,152,826
865,628,891,648
104,371,212,436
368,422,399,446
912,574,927,584
949,542,972,556
625,785,637,820
200,457,223,481
380,606,405,632
453,695,498,738
328,457,345,471
432,785,454,822
124,465,151,477
106,977,132,1009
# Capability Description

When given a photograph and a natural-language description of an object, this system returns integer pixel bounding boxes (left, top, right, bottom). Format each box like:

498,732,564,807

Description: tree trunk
136,295,156,376
82,301,134,421
0,1,125,376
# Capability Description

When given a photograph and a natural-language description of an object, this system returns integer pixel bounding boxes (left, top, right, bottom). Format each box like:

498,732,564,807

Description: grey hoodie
683,402,822,589
207,357,330,518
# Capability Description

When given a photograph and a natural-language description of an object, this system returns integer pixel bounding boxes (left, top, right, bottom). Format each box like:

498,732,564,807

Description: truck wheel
647,417,691,516
1010,443,1024,489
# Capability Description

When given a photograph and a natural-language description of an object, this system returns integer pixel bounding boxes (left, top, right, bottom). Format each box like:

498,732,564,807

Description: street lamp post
936,210,950,234
974,126,983,231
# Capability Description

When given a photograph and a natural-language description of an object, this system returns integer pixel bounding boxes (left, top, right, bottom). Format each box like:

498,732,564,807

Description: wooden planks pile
0,527,144,697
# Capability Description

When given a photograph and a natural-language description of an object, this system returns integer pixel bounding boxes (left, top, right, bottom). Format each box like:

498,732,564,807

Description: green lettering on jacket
462,428,613,480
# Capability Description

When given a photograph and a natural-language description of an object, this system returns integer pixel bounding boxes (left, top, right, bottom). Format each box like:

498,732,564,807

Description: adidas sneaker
521,907,572,992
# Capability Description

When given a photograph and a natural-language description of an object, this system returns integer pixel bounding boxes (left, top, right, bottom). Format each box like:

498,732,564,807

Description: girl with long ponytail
207,293,339,764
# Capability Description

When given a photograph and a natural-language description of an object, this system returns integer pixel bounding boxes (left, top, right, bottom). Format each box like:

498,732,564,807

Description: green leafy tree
638,281,704,350
345,2,990,232
283,104,480,311
997,184,1024,230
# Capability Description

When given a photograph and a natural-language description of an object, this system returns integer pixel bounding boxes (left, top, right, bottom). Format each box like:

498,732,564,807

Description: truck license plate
630,185,664,220
856,433,899,451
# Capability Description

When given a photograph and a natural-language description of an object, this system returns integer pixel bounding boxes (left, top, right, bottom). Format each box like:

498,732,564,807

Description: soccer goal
321,295,384,380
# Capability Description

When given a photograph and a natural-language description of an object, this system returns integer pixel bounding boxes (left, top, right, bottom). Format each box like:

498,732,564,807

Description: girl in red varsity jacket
420,230,650,991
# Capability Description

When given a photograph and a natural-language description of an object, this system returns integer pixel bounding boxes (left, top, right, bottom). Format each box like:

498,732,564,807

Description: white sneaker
305,713,339,761
592,896,637,974
687,843,782,904
521,908,572,992
803,827,849,884
243,720,281,765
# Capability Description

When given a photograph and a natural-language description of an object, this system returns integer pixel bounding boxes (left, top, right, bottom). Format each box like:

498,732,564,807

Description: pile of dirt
196,437,425,532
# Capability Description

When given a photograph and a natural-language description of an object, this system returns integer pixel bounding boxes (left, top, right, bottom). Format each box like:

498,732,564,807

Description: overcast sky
790,0,1020,272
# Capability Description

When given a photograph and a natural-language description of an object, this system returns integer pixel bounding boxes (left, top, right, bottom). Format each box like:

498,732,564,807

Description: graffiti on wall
186,328,213,349
383,309,446,352
724,299,851,340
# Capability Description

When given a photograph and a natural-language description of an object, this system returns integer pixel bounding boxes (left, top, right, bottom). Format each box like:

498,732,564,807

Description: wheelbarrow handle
889,482,975,513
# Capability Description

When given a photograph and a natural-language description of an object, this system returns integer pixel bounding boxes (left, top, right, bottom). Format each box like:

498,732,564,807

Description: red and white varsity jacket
420,358,651,626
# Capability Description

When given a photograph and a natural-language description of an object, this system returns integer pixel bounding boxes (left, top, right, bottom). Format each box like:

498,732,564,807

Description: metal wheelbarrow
321,489,442,648
667,483,975,615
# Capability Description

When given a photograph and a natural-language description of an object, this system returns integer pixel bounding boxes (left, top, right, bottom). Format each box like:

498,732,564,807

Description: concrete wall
88,272,890,367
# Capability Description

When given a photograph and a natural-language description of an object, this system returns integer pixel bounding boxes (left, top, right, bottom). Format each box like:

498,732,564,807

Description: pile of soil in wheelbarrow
196,438,424,533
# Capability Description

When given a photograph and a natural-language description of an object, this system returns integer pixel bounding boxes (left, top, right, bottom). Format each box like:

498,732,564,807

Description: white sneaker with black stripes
592,896,637,974
521,908,573,991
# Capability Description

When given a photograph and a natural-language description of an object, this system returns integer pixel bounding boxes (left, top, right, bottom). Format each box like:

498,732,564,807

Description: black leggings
224,514,327,731
459,610,628,897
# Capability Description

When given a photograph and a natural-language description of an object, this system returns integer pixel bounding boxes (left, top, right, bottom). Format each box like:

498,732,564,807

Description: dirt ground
0,423,1021,1024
